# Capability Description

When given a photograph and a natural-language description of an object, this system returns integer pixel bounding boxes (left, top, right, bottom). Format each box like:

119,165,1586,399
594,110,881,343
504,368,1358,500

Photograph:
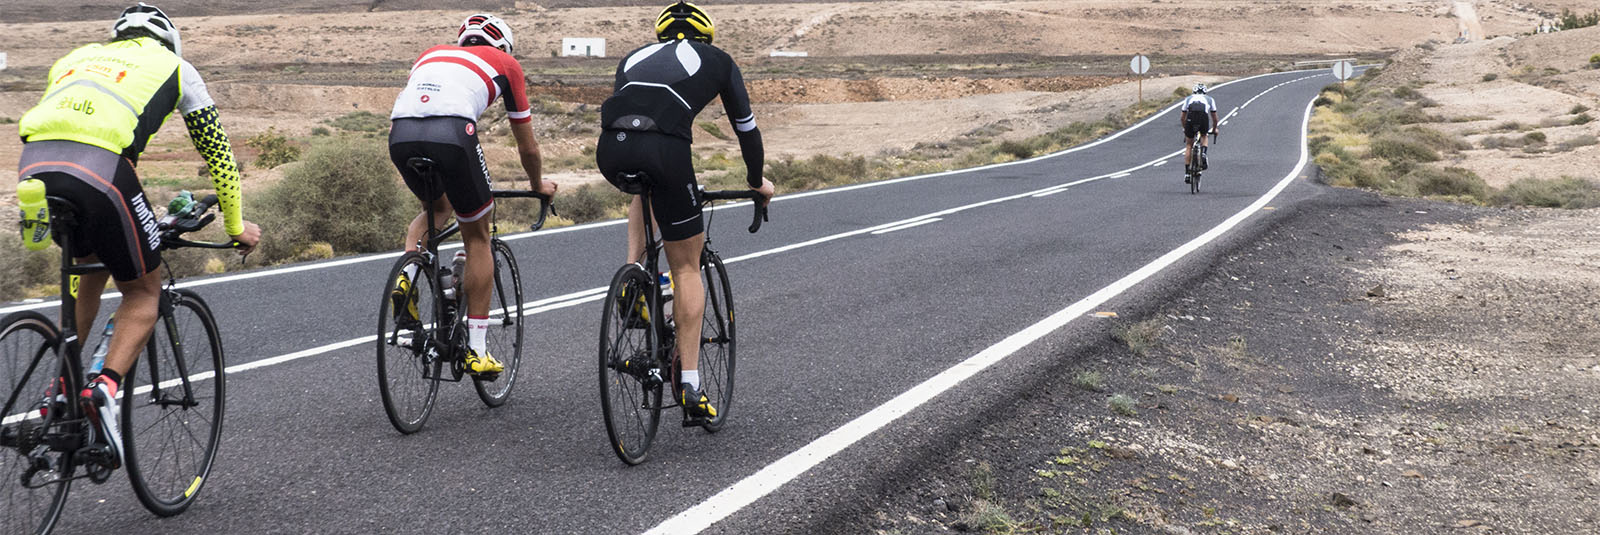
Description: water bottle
440,250,466,300
88,317,115,376
658,272,674,324
18,178,51,251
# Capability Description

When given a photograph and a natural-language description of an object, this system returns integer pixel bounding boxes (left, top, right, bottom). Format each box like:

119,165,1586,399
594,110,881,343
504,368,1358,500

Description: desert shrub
0,232,60,302
327,111,389,133
1493,121,1522,132
768,154,868,191
559,182,631,223
1392,85,1423,100
1571,113,1594,125
1524,131,1547,144
1556,134,1599,152
1481,73,1499,82
697,121,729,141
310,126,331,136
1404,167,1488,201
0,117,14,124
1559,9,1600,29
1369,136,1440,163
1398,126,1470,153
1480,134,1527,150
245,127,301,169
995,140,1034,160
1572,104,1592,115
1590,54,1600,68
253,136,412,263
1495,176,1600,208
1313,95,1335,107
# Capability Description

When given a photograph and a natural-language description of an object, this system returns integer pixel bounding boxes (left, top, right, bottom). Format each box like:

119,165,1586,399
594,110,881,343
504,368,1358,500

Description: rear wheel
474,239,524,407
124,289,225,516
0,311,71,535
598,264,662,465
696,251,736,433
377,253,443,434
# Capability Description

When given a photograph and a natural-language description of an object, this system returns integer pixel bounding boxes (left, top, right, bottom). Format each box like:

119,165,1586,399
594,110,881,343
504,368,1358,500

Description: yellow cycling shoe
616,287,650,328
681,384,717,422
463,349,504,378
391,272,420,326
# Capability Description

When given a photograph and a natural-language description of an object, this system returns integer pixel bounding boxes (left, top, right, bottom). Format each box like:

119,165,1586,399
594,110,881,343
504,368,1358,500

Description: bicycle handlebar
699,188,770,233
158,194,243,251
490,189,555,232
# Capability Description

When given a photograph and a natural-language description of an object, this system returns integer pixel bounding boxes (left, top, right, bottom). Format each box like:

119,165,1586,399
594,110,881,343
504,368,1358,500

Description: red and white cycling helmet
457,13,515,55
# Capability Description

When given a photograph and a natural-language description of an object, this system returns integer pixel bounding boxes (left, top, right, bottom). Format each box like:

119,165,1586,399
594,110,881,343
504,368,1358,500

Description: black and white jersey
601,39,758,141
1180,94,1217,114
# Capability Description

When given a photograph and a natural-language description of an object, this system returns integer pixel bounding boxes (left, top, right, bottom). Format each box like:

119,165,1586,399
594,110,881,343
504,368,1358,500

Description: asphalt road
5,68,1348,534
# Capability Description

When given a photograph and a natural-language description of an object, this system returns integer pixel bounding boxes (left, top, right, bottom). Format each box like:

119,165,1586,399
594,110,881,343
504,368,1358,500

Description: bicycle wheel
123,289,225,517
377,253,444,434
696,250,736,433
0,311,71,535
474,239,524,407
598,263,662,465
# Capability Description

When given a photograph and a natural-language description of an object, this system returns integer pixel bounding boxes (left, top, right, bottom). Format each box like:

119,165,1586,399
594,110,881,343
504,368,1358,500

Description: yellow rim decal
68,275,80,299
185,476,203,497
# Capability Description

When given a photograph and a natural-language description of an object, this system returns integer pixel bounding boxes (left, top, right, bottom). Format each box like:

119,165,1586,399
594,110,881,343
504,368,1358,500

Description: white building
561,38,606,58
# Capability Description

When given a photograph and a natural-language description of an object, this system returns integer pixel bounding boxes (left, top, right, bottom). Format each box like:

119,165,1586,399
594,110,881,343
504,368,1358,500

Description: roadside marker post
0,53,7,72
1130,54,1150,102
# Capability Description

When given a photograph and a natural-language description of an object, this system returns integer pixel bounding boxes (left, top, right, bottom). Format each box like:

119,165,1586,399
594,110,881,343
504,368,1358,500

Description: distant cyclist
388,13,557,378
596,1,774,422
15,2,261,467
1179,83,1220,181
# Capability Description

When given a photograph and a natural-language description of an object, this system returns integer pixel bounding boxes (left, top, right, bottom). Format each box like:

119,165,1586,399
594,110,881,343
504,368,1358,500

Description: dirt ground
845,184,1600,535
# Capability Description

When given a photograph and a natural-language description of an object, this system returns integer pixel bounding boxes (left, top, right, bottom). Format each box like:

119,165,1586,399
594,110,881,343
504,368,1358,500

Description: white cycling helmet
112,3,181,57
1193,83,1207,94
458,13,515,55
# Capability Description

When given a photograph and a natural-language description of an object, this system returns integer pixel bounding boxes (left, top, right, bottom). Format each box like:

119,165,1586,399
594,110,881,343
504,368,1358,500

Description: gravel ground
842,183,1600,534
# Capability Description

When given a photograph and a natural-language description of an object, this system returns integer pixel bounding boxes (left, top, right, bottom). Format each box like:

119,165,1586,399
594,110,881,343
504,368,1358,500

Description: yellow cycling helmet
655,2,714,44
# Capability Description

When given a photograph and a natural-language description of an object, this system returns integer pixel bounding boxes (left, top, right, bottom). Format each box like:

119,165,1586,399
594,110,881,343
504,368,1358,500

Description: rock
1402,469,1424,479
932,498,946,511
1367,284,1386,298
1330,492,1359,508
1221,459,1241,470
1455,519,1482,528
1221,393,1240,403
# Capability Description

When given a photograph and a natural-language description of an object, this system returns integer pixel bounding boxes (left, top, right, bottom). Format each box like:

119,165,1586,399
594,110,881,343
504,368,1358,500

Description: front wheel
696,250,736,433
474,239,524,407
598,263,662,465
376,253,443,434
124,289,225,516
0,311,71,535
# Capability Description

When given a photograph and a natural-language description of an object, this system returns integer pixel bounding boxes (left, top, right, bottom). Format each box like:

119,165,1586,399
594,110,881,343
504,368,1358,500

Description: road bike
0,189,238,534
375,157,551,434
1185,131,1218,194
598,173,767,465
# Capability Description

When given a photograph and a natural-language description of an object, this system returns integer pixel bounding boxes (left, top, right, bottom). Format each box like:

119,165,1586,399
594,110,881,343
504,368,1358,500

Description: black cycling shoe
1200,156,1208,170
680,383,717,426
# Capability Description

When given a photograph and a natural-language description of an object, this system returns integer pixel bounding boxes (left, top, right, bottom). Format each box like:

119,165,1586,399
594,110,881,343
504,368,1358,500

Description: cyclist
1179,83,1220,182
388,13,557,378
596,1,774,423
15,2,261,467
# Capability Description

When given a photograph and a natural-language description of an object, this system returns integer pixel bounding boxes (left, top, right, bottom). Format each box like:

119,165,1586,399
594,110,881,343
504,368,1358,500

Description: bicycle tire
0,311,72,535
123,289,225,517
376,253,443,434
696,250,736,433
473,239,524,407
598,263,662,465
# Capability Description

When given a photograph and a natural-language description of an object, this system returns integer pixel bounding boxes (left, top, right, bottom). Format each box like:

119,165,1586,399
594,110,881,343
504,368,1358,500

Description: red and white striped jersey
390,45,531,125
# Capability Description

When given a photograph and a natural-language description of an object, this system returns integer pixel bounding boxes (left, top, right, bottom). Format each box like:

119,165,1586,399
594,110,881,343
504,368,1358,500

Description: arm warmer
182,106,244,236
736,127,764,188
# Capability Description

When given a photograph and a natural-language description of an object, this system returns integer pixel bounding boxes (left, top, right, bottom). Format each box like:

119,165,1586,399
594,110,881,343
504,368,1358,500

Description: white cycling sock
468,316,489,354
680,369,700,390
402,263,420,281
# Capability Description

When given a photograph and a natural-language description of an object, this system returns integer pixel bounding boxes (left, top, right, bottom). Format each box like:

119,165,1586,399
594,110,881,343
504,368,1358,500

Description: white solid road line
643,87,1324,535
869,218,943,235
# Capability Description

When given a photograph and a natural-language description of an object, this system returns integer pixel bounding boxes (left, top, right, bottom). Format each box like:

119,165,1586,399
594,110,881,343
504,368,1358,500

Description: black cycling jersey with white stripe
601,39,758,141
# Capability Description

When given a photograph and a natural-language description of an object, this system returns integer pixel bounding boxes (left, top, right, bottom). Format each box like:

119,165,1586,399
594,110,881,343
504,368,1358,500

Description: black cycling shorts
389,117,495,222
18,140,162,282
1184,113,1212,140
595,130,703,242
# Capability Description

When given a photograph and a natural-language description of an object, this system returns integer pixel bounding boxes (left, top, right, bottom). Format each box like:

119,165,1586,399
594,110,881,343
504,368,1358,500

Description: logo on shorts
420,95,430,103
465,122,476,136
616,132,627,142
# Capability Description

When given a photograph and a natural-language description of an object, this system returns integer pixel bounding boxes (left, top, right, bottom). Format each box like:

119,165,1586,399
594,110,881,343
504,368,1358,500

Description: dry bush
253,136,412,263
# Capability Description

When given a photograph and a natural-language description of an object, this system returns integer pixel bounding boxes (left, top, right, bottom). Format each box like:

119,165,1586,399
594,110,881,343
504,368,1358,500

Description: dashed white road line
643,89,1324,535
869,218,943,235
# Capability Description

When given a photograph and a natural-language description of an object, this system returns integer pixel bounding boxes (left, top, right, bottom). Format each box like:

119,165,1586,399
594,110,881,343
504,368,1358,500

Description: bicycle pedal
681,416,710,428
